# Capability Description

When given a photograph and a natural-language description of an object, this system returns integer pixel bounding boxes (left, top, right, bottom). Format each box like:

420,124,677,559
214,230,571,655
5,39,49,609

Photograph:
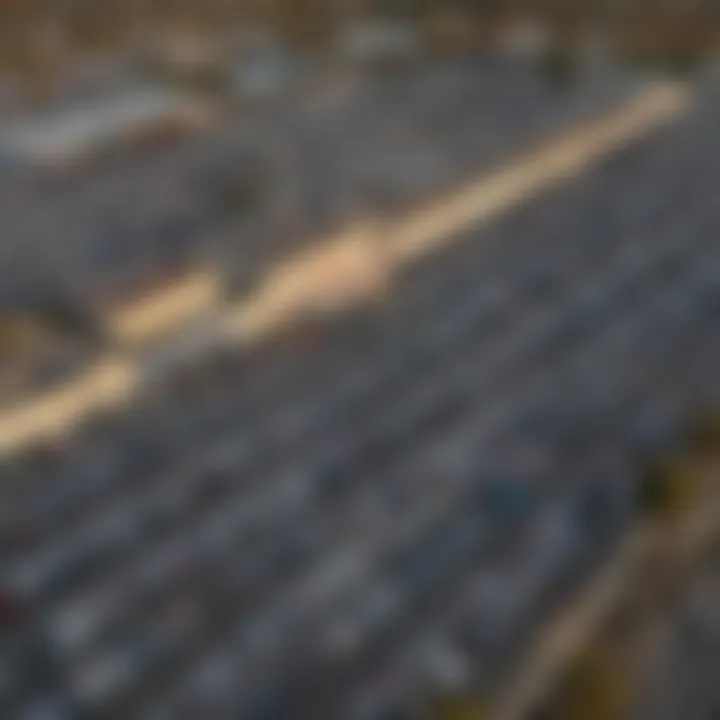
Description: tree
429,692,490,720
539,43,579,88
552,647,632,720
690,407,720,454
0,315,38,358
639,456,699,520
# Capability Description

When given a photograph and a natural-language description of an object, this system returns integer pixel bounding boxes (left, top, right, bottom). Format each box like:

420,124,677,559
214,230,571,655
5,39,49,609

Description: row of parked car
0,60,640,330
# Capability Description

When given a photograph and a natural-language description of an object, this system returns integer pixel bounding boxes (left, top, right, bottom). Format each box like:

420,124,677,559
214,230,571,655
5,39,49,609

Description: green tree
639,456,698,520
539,44,579,88
553,647,632,720
690,407,720,454
429,691,490,720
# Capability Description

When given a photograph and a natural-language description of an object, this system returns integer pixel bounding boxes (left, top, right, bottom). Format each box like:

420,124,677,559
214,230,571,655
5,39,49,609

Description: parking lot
2,70,720,719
